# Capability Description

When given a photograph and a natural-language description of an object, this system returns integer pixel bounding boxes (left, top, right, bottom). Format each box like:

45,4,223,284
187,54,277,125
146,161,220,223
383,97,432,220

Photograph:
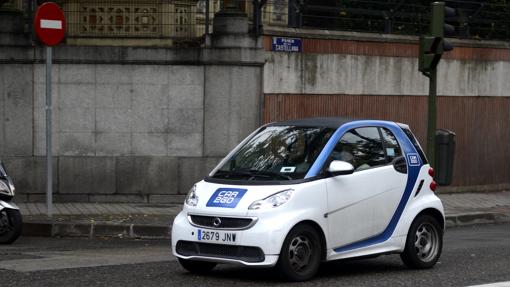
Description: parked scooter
0,161,22,244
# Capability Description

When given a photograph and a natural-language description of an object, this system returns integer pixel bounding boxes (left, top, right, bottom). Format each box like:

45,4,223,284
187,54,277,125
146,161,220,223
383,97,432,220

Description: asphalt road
0,224,509,287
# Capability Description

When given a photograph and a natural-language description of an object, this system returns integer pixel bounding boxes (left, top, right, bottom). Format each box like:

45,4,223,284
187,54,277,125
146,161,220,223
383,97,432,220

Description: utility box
435,129,456,185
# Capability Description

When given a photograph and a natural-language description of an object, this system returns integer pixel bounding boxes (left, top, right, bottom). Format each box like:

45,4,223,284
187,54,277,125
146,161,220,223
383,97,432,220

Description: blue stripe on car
305,120,422,253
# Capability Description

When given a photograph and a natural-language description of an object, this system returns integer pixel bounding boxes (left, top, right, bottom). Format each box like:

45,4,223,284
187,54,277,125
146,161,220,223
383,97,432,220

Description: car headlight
185,185,199,207
0,180,11,195
248,189,293,210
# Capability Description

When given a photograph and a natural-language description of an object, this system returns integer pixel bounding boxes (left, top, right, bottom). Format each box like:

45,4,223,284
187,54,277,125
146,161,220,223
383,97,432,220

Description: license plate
197,229,237,244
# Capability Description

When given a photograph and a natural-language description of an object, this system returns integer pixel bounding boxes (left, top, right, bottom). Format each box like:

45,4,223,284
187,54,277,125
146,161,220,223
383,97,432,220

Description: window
331,127,386,171
212,126,335,181
380,128,403,162
401,127,428,164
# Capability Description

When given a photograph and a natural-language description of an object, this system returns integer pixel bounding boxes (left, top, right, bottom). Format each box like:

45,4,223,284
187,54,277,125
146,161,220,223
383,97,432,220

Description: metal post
426,68,436,168
205,0,210,36
28,0,35,42
252,0,260,35
46,46,53,218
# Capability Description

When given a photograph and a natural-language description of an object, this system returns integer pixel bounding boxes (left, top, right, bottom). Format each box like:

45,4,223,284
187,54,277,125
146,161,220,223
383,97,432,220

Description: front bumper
171,211,286,267
0,199,18,210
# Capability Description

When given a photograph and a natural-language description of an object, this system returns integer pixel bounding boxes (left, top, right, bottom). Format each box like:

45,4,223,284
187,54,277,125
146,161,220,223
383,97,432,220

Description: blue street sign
272,37,302,52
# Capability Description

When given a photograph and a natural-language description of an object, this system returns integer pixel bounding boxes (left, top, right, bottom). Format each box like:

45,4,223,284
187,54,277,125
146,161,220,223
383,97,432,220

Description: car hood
186,180,295,217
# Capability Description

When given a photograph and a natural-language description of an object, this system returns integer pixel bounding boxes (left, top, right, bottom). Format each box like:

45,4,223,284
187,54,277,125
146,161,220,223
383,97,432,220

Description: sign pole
34,1,65,219
46,45,53,219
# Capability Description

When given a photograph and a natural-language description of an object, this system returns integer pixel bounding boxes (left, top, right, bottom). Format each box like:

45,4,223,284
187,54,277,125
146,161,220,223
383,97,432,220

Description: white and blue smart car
172,117,444,281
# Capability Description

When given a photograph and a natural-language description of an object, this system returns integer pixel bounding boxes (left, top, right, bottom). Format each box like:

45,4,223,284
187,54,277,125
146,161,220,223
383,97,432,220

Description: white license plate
197,229,237,244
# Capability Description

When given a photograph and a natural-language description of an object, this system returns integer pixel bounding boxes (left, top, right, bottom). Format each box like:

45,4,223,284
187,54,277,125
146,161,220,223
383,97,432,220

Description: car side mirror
328,160,355,176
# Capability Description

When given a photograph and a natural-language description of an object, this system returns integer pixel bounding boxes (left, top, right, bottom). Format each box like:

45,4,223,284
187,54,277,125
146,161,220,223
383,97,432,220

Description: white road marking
40,19,62,29
0,246,175,272
468,282,510,287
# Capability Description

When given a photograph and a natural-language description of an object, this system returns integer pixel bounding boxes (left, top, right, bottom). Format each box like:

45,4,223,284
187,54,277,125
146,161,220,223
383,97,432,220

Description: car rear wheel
178,258,217,274
276,224,322,282
401,215,443,269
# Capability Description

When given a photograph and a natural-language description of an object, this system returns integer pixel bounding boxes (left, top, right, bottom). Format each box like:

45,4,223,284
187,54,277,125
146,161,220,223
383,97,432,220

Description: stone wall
0,12,264,203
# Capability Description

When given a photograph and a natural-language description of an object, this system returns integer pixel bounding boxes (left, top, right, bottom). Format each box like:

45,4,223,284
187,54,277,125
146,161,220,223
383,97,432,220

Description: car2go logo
206,188,248,208
407,153,421,166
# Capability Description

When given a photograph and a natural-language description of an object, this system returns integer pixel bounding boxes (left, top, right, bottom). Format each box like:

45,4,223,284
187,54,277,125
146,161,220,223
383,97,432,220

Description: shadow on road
178,256,408,283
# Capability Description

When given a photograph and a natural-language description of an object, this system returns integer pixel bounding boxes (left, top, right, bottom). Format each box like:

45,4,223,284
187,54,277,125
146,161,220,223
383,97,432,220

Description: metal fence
58,0,216,41
4,0,510,44
49,0,286,45
294,0,510,41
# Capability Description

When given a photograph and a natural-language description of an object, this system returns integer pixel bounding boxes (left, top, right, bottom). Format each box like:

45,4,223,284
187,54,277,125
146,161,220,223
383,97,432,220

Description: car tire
0,209,22,244
178,258,217,274
276,224,322,282
401,214,443,269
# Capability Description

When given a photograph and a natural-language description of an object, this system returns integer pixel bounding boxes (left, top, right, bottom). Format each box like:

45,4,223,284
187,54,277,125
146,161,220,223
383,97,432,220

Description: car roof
268,117,406,129
268,117,356,128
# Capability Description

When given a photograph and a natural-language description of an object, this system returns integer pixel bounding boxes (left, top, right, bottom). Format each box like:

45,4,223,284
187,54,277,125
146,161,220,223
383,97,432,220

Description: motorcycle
0,161,22,244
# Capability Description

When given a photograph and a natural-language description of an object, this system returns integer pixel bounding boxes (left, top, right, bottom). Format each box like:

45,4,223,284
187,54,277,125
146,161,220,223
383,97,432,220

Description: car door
325,126,407,249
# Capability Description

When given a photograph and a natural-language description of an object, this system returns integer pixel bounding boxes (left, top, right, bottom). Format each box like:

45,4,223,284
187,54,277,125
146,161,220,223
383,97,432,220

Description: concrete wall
264,52,510,97
31,64,205,157
0,34,264,203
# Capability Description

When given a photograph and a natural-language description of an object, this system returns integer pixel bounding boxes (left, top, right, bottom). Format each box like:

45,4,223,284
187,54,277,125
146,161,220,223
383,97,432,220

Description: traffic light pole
419,1,455,168
426,68,437,168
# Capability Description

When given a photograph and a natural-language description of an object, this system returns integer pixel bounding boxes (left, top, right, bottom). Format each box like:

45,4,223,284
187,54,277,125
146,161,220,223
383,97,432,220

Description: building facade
1,0,509,203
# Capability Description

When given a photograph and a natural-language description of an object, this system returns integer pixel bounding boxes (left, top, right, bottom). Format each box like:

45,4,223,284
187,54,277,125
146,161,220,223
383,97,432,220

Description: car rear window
401,127,428,164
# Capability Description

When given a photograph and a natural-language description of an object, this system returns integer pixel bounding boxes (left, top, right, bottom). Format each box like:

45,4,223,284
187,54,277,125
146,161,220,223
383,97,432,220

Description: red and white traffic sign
34,2,66,46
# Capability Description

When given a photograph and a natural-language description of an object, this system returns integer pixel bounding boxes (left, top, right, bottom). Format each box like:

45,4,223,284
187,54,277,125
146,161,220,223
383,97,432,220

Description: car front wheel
276,224,322,281
401,214,443,269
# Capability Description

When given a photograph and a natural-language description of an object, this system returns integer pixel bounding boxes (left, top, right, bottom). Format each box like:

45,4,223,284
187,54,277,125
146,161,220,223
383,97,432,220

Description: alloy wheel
288,235,313,272
414,222,439,262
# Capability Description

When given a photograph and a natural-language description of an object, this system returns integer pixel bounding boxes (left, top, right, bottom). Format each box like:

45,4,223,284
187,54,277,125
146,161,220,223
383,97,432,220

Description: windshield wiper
213,170,269,180
249,170,293,180
213,169,292,180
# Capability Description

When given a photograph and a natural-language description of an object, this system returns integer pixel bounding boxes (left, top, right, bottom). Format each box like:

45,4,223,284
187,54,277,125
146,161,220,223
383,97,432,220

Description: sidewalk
18,191,510,239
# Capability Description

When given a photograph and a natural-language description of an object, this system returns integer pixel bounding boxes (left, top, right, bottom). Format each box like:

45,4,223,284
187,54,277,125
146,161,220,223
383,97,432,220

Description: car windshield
211,126,335,181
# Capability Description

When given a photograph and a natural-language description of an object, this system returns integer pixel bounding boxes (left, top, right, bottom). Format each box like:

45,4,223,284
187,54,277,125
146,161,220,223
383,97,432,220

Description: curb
21,212,510,239
445,212,510,228
22,221,171,239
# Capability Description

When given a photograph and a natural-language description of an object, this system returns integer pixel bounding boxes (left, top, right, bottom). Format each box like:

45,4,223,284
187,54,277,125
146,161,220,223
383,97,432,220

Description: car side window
330,127,386,171
380,128,403,162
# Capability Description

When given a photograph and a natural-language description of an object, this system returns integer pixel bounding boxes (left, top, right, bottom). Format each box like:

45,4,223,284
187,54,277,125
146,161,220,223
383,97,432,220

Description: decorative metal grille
0,0,22,11
63,0,199,38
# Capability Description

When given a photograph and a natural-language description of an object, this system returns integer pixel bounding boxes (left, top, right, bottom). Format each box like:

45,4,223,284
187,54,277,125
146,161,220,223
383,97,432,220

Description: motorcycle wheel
0,208,22,244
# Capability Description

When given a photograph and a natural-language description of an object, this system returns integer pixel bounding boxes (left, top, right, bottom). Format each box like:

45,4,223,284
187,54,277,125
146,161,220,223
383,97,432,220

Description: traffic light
419,36,441,74
419,2,455,75
431,2,455,51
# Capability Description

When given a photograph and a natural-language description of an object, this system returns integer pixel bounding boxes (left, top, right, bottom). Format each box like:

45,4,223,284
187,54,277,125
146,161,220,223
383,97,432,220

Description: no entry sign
34,2,66,218
34,2,66,46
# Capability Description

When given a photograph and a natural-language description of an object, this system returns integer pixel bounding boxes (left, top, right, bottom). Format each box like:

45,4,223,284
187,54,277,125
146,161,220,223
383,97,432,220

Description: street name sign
272,37,302,52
